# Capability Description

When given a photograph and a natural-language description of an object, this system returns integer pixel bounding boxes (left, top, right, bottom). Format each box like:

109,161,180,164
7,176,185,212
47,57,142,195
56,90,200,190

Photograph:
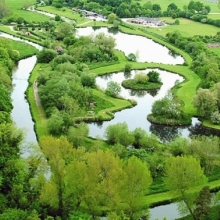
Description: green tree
193,88,217,118
107,13,117,24
105,81,121,97
164,156,207,219
52,0,63,9
147,70,161,83
0,0,9,18
37,49,57,63
134,72,149,84
67,122,89,148
122,156,152,219
105,122,134,147
0,83,12,113
39,136,75,219
193,186,212,220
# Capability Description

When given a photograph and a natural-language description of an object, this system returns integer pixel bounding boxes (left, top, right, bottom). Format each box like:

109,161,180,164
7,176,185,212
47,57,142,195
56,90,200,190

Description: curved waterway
88,69,200,141
0,32,42,157
1,28,219,219
76,27,184,64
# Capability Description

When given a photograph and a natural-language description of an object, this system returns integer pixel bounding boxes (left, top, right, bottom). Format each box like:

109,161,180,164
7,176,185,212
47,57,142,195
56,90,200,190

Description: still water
76,27,184,64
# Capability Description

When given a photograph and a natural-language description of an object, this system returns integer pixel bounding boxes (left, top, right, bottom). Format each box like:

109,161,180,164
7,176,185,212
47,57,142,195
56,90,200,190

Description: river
1,24,218,219
0,32,42,157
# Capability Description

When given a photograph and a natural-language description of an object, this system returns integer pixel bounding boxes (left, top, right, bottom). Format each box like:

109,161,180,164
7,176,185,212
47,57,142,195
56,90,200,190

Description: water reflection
189,122,220,137
149,124,187,143
108,27,119,35
89,69,185,139
129,89,147,98
76,27,184,64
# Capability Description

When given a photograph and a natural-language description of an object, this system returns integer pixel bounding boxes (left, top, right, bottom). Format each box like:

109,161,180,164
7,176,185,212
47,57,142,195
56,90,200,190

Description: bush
124,63,132,72
37,49,57,63
134,72,148,84
211,111,220,124
105,81,121,97
148,70,161,83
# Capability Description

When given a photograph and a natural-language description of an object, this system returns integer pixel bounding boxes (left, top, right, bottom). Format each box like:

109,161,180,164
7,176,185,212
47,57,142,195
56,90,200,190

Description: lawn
147,18,220,38
138,0,220,13
6,0,50,23
209,47,220,57
37,6,88,25
27,64,49,139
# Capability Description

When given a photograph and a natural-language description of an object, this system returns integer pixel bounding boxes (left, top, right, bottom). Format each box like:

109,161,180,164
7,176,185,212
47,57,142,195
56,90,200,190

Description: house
130,17,164,26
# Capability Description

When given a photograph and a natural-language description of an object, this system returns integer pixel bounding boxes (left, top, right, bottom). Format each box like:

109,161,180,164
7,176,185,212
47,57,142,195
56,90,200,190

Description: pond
76,27,184,64
88,69,200,141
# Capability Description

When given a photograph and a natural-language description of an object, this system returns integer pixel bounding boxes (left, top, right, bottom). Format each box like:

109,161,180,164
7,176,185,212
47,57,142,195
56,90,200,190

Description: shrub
148,70,161,83
134,72,148,84
37,49,57,63
124,63,132,72
105,81,121,97
211,111,220,124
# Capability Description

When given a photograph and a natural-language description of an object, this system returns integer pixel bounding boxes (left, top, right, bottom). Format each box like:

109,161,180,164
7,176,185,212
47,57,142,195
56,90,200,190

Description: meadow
138,0,220,13
6,0,50,23
37,6,89,25
147,18,220,38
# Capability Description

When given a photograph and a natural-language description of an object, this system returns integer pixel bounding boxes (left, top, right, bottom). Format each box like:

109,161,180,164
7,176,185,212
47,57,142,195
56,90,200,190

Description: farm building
130,17,164,26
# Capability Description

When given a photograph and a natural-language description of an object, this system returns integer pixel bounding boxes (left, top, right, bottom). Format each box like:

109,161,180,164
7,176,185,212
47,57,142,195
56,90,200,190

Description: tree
105,122,134,147
108,13,117,24
127,53,136,61
193,186,212,220
37,49,57,63
39,136,75,219
193,88,217,118
134,72,148,84
52,0,63,9
67,123,89,148
105,81,121,97
83,150,125,215
147,70,160,83
55,23,75,40
122,156,152,219
164,156,207,219
0,83,12,113
0,0,9,18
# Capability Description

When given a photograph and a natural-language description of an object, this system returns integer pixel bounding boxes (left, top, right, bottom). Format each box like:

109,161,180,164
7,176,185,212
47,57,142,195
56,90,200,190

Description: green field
37,6,89,25
6,0,50,23
139,0,220,13
209,47,220,56
146,17,220,37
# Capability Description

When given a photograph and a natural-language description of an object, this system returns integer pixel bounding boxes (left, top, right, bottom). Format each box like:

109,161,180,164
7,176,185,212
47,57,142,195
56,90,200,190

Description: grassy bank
122,79,162,90
147,18,220,38
6,0,50,23
37,6,87,24
27,64,49,139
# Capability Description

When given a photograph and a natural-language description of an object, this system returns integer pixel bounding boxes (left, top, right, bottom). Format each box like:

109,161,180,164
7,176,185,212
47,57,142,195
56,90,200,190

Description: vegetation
122,70,162,90
1,0,220,219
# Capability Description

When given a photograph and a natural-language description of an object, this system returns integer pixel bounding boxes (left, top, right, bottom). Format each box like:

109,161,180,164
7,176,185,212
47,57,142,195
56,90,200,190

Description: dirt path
33,81,41,106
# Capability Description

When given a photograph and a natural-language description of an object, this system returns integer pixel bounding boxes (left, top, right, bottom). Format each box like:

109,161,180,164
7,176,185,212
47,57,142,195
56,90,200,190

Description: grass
0,26,43,45
145,178,220,207
6,0,50,23
92,89,133,119
11,41,38,58
147,18,220,38
27,64,49,139
37,6,88,24
209,47,220,57
138,0,220,13
122,79,162,90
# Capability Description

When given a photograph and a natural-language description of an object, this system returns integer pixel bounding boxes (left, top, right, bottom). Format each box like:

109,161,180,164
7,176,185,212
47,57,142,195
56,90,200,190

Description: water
88,69,200,141
150,203,180,220
11,56,38,147
76,27,184,64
